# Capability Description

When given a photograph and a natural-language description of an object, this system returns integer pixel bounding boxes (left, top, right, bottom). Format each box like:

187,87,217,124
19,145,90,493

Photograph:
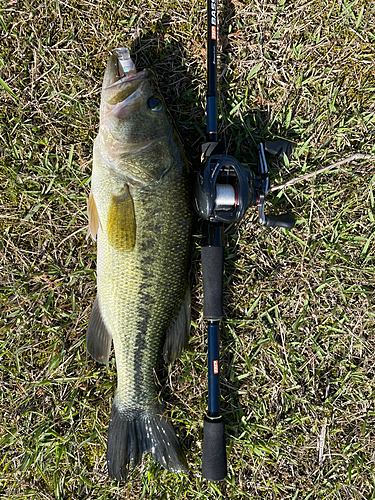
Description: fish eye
147,96,162,111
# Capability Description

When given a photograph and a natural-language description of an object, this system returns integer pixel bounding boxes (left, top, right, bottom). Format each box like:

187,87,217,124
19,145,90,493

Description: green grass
1,0,375,498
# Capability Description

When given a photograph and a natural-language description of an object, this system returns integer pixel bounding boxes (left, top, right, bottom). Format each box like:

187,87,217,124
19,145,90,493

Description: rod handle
201,246,224,320
202,415,227,481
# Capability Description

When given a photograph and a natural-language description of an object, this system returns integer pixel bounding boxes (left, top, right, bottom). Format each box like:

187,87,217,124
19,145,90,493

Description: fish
86,47,192,481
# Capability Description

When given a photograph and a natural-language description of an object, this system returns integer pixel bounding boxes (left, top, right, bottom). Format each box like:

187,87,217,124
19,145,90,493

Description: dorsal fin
163,288,191,365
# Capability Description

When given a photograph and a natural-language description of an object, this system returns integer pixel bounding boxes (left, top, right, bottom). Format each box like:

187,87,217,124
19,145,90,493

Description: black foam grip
264,140,293,158
201,246,224,320
265,214,295,229
202,416,227,481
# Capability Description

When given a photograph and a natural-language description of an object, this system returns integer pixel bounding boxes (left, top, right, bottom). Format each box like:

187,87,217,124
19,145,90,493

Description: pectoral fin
87,190,100,241
163,288,191,365
86,296,112,365
107,185,136,251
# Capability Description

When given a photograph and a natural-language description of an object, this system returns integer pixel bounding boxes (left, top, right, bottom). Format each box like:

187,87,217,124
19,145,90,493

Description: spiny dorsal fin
107,184,136,251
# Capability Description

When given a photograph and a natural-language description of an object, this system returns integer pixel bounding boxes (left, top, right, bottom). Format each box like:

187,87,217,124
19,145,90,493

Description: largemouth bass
86,48,192,480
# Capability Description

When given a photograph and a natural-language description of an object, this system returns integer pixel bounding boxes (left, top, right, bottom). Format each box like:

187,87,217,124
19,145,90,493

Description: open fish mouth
106,70,149,88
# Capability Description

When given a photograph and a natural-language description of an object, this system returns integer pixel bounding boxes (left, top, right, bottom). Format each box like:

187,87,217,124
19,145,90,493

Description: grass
1,0,375,498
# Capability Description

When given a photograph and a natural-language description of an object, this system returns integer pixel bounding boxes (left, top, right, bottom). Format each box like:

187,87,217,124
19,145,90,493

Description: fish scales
95,165,190,405
86,48,191,480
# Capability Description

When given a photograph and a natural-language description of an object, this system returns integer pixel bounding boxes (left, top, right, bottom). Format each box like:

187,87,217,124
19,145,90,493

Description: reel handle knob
264,140,293,158
263,214,296,229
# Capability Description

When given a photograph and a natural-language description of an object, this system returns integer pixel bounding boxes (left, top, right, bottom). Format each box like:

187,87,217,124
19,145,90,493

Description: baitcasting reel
194,140,296,230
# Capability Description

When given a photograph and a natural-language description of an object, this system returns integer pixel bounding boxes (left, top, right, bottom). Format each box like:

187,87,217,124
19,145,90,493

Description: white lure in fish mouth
105,48,149,89
113,47,136,77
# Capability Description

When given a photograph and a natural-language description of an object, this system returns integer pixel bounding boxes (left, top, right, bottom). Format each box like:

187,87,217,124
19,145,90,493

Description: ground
1,0,375,498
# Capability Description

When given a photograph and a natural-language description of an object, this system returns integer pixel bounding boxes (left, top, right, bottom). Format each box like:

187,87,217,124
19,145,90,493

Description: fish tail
107,397,188,481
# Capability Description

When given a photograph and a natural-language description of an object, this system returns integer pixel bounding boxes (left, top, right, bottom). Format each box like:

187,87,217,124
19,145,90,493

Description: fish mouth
105,69,149,89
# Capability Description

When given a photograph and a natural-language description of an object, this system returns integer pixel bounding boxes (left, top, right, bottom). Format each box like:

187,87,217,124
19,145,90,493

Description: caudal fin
107,398,188,481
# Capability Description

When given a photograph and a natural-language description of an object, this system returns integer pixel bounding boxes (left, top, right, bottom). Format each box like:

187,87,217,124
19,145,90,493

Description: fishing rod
193,0,296,482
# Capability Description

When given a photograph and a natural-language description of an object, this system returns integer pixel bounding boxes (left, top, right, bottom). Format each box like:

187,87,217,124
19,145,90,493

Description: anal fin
86,296,112,365
163,288,191,365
